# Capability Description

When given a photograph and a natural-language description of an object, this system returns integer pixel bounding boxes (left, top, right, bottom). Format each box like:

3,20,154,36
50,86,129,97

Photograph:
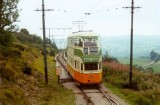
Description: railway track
98,88,119,105
56,52,120,105
78,86,119,105
79,87,94,105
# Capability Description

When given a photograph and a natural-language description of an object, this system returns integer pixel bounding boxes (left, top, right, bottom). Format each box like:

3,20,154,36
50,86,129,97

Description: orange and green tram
67,31,102,85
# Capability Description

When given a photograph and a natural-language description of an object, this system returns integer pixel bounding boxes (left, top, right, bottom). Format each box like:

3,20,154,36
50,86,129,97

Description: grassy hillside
0,30,75,105
118,58,160,73
103,61,160,105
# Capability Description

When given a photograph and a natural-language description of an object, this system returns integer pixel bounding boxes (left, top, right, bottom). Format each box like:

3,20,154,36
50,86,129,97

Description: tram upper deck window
84,63,98,70
84,38,98,47
74,38,83,47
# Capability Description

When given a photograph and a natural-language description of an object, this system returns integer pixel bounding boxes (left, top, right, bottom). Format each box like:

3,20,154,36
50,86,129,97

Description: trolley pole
35,0,54,84
123,0,141,88
72,21,87,31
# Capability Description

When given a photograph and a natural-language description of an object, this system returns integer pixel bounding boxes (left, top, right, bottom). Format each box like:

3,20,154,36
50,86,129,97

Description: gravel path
63,82,128,105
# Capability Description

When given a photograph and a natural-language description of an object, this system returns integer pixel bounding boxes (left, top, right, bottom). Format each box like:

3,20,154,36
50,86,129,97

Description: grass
118,58,160,73
118,58,151,65
104,82,131,105
36,55,75,105
103,62,160,105
0,44,75,105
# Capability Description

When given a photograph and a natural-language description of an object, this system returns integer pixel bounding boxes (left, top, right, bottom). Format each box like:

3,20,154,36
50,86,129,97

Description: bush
0,65,17,82
146,67,154,73
0,31,13,47
0,89,29,105
50,49,55,56
22,64,32,75
133,94,153,105
1,47,22,57
20,28,29,35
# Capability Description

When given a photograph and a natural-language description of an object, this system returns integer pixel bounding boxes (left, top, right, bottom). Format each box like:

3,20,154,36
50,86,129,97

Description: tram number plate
89,75,93,78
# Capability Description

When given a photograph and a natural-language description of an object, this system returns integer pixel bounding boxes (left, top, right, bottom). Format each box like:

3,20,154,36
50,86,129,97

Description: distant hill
101,35,160,58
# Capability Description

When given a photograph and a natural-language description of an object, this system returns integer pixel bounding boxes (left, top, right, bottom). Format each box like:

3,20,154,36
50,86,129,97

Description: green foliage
0,66,16,82
46,37,51,45
103,64,160,104
146,67,154,73
22,64,32,75
103,51,119,62
13,31,43,46
51,42,59,53
0,46,22,57
150,51,160,62
0,30,13,47
0,33,73,105
31,34,43,44
50,49,56,56
0,0,19,31
0,89,29,105
129,92,153,105
20,28,29,35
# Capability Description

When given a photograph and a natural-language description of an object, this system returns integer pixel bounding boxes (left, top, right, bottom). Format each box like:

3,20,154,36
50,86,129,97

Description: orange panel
74,70,102,85
67,64,102,85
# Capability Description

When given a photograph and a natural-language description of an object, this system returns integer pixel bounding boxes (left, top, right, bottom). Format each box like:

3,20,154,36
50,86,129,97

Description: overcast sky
17,0,160,39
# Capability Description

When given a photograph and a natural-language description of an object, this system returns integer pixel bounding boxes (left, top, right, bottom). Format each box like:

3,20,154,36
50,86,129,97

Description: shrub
133,94,153,105
0,89,29,105
146,67,154,73
0,31,13,47
50,49,55,56
22,64,32,75
0,65,17,82
20,28,29,35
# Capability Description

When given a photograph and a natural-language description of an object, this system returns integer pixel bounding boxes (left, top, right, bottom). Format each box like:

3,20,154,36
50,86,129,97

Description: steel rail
79,87,94,105
56,52,68,71
98,88,119,105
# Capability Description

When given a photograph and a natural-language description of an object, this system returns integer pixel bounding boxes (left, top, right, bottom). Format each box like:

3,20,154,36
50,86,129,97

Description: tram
66,31,102,85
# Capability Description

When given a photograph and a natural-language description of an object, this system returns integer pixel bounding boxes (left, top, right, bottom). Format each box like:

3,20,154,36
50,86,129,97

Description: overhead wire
77,0,130,21
91,0,130,14
51,0,158,30
89,0,104,13
77,0,104,21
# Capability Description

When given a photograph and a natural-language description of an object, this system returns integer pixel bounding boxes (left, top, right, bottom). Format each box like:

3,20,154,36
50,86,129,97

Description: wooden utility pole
123,0,141,88
35,0,54,84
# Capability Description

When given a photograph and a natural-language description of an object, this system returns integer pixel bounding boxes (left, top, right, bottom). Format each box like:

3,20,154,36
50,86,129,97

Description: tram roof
68,31,100,38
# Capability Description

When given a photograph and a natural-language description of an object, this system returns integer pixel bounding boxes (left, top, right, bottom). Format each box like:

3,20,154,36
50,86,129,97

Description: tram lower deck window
84,63,98,70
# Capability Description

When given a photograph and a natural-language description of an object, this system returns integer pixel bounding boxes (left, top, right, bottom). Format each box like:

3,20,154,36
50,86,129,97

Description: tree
0,0,19,31
102,51,119,63
0,30,13,46
20,28,29,35
150,51,160,62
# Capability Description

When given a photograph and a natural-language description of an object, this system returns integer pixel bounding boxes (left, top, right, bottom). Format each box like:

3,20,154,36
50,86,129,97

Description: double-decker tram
66,31,102,85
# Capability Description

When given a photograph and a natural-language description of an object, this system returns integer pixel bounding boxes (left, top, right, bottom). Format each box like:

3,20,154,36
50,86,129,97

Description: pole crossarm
34,9,54,11
122,7,141,9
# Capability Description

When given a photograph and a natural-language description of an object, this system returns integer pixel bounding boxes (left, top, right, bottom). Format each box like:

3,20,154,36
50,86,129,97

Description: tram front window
84,63,98,70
